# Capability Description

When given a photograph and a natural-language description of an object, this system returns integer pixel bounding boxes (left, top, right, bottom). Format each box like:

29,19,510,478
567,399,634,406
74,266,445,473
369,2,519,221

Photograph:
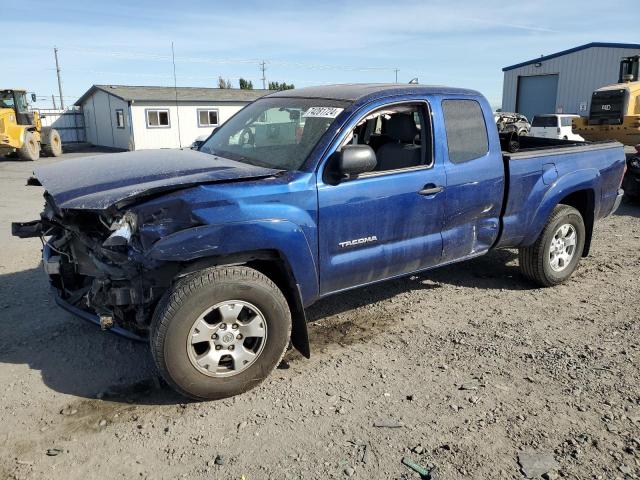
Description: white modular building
75,85,271,150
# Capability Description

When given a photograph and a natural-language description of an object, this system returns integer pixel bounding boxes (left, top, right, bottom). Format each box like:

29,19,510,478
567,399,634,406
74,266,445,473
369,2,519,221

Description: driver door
317,100,445,294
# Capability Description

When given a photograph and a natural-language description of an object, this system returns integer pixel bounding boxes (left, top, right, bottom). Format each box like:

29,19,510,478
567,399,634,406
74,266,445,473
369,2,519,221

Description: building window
442,99,489,164
115,109,125,129
146,109,170,128
198,109,219,127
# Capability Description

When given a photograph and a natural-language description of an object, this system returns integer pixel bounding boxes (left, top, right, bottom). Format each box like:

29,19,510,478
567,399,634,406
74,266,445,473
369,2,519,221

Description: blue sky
2,0,637,109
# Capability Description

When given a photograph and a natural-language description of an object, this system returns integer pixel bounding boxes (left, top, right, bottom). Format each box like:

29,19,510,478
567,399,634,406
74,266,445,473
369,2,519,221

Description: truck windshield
200,97,350,170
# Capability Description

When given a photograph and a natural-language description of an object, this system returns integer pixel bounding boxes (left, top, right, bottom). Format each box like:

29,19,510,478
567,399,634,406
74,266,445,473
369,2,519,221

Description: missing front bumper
53,294,146,342
42,243,146,342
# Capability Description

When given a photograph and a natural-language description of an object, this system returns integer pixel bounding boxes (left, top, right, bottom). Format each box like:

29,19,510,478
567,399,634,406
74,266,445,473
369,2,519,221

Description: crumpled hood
34,149,280,211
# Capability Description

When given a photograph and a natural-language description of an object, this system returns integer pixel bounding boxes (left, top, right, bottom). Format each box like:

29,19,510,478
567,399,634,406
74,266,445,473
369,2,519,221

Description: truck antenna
172,41,182,149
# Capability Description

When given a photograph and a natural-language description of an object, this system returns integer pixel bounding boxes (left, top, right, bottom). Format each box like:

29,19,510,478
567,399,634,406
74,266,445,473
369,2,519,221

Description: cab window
0,91,15,109
442,99,489,164
341,102,432,173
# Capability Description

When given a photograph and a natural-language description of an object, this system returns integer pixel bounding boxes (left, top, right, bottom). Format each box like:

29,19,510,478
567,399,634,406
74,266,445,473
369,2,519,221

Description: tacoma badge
338,236,378,248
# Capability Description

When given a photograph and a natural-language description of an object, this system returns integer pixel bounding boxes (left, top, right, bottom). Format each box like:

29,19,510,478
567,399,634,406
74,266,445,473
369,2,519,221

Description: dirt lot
0,149,639,480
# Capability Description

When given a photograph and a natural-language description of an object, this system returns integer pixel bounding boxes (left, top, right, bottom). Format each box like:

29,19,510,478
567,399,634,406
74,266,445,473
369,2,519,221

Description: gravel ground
0,150,639,480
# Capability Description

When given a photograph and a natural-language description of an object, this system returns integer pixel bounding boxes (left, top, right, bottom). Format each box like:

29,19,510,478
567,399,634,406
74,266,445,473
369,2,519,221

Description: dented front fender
146,219,319,306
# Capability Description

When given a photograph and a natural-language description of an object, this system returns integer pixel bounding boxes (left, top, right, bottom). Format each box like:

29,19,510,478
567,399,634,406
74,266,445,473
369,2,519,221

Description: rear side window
560,117,573,127
532,116,557,127
442,100,489,164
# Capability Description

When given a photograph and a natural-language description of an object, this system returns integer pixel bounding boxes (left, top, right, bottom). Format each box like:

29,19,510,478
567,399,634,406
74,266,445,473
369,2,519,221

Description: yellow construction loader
573,55,640,146
0,89,62,160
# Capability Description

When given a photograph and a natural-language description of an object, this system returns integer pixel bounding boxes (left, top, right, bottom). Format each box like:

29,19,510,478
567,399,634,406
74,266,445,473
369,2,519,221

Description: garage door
516,74,559,122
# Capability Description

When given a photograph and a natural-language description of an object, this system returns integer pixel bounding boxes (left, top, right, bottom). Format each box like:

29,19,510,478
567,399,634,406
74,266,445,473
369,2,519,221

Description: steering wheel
240,128,255,146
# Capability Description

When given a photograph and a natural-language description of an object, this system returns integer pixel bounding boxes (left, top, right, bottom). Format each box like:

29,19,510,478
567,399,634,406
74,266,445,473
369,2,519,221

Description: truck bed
502,135,621,158
496,137,625,249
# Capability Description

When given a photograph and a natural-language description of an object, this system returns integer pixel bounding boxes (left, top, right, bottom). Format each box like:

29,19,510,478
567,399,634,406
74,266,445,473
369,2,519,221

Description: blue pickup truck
13,84,626,400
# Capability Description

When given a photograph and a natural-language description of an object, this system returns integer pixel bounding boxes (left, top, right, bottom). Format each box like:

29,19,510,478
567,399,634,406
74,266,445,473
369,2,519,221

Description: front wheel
519,205,585,287
150,266,291,400
18,131,39,161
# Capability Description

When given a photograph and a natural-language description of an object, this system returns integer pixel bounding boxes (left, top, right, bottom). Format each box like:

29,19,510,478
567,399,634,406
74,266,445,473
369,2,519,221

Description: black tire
150,266,291,400
18,131,39,161
519,205,585,287
42,128,63,157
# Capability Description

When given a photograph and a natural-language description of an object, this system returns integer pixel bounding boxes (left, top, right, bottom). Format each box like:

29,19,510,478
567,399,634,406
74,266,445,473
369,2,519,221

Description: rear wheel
42,128,63,157
519,205,585,287
18,131,39,161
150,266,291,400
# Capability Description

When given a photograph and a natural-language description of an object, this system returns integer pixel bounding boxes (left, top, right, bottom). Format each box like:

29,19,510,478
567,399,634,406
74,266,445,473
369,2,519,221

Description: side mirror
338,145,377,178
31,93,37,102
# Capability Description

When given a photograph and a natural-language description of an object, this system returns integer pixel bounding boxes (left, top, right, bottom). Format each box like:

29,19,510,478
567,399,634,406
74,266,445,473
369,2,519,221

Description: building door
516,74,559,122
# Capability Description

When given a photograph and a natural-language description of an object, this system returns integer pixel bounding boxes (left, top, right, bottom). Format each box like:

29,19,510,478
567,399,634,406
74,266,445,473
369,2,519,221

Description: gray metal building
501,42,640,122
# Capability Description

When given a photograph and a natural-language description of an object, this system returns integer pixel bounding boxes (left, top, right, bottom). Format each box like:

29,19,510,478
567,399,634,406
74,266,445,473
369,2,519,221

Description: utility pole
51,94,57,110
260,61,267,90
54,47,64,109
394,68,399,83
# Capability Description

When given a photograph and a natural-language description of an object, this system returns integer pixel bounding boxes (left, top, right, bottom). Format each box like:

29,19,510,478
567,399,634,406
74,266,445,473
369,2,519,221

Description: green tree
268,81,295,91
239,78,254,90
218,76,232,89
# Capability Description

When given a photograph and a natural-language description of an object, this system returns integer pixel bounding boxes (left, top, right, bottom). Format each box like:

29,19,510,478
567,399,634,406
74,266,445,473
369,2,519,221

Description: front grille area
588,89,627,125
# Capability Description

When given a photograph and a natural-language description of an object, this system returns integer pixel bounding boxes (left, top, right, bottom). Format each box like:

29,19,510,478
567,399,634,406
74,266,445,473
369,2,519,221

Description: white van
530,114,584,141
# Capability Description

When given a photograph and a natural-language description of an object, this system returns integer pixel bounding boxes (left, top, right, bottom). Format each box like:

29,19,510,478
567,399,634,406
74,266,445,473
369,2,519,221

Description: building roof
267,83,479,102
75,84,272,106
502,42,640,72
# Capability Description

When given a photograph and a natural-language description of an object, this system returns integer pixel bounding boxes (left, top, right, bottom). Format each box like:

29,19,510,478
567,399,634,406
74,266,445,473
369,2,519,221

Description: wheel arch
556,189,595,256
522,169,599,254
175,249,311,359
148,219,318,358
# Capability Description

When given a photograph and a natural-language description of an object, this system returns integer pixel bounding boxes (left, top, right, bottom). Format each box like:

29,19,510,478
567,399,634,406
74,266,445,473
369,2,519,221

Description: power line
61,46,397,74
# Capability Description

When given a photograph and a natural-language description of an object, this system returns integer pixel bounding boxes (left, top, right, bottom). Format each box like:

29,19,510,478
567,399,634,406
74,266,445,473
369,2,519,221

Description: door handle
418,184,444,196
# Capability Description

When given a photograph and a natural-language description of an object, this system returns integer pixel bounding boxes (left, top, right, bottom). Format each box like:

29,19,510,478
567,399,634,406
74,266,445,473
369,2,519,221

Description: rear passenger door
439,98,505,262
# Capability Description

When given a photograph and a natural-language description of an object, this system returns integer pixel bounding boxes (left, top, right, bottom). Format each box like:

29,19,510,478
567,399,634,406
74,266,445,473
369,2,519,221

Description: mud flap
291,284,310,358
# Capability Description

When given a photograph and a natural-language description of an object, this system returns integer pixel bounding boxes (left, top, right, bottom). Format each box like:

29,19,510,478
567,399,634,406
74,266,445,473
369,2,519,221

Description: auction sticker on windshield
302,107,344,118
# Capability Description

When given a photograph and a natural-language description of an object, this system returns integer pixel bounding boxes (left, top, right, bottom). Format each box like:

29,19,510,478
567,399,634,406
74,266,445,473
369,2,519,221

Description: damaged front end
12,149,283,341
12,194,183,341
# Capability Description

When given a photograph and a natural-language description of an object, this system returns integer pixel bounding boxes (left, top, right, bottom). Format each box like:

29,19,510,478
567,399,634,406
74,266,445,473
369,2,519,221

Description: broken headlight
103,212,138,247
